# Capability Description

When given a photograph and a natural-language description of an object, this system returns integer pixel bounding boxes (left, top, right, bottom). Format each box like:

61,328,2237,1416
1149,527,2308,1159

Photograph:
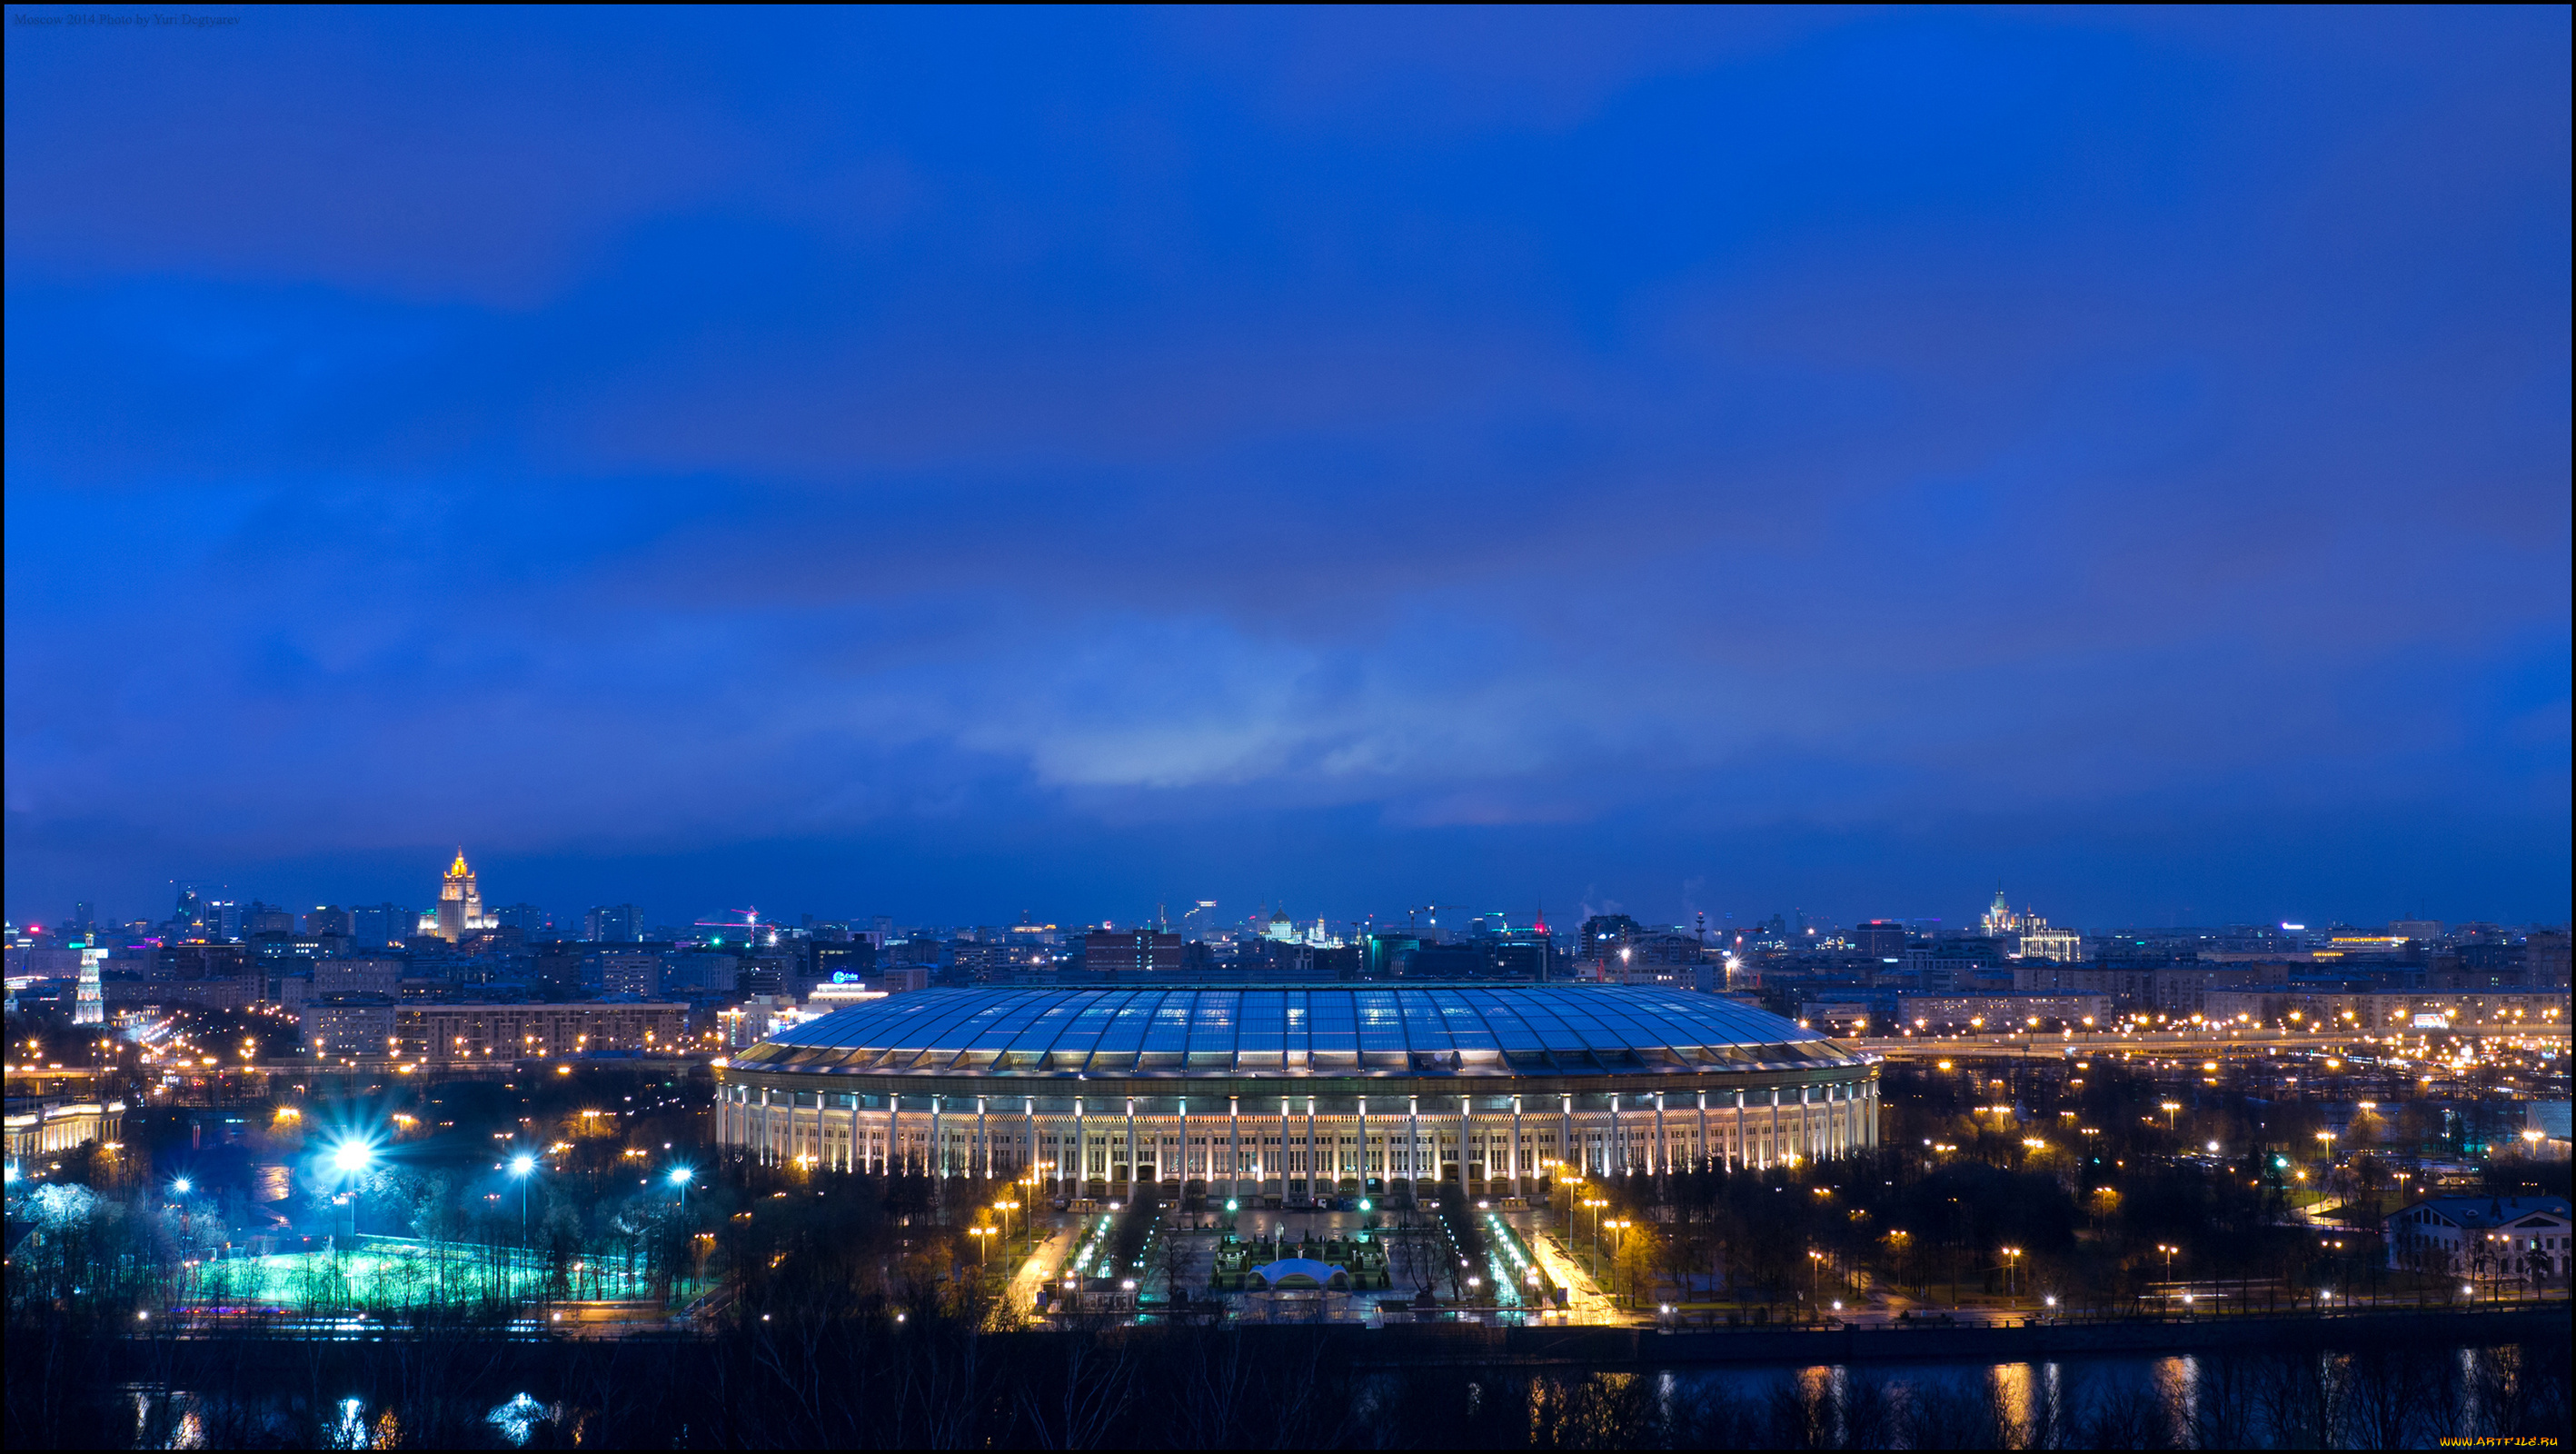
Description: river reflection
1659,1342,2562,1449
105,1338,2568,1449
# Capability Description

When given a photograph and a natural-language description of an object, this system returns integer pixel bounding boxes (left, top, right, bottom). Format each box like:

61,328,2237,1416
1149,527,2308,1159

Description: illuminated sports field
173,1238,668,1309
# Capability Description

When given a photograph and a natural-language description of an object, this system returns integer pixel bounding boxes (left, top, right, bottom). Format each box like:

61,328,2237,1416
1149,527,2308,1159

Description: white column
1228,1096,1240,1200
889,1093,902,1175
1125,1098,1138,1196
1307,1096,1318,1195
1561,1094,1575,1179
931,1095,946,1177
1356,1097,1368,1187
1510,1095,1524,1189
1407,1095,1421,1187
1696,1090,1709,1172
1458,1095,1472,1187
1072,1097,1085,1190
1653,1092,1666,1177
977,1096,990,1178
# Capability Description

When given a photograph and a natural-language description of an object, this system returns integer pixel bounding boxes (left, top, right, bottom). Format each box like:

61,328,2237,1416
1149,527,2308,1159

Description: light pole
510,1153,537,1238
670,1165,694,1211
2161,1101,2180,1132
2002,1246,2022,1308
2158,1242,2180,1306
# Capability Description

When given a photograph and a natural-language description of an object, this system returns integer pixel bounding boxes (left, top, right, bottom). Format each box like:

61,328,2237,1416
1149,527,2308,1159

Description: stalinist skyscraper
421,848,497,941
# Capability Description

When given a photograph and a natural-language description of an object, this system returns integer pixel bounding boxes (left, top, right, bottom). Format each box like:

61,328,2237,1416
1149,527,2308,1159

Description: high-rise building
2018,927,2084,962
348,903,413,948
304,905,356,938
419,850,497,942
244,902,296,936
75,946,104,1025
584,903,643,942
1855,921,1908,961
492,902,553,935
1084,928,1181,975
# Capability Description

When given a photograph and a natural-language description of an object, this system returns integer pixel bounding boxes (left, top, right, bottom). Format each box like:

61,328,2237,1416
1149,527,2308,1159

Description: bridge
1850,1026,2569,1061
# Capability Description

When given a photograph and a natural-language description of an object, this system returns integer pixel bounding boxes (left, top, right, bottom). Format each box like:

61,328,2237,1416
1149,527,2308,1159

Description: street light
509,1153,537,1235
2002,1246,2023,1306
669,1164,694,1210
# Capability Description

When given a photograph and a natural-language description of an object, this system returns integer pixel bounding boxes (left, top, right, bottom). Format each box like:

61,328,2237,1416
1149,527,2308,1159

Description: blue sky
5,7,2568,931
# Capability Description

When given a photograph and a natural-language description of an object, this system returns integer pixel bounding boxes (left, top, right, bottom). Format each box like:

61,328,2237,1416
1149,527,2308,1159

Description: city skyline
20,845,2556,944
8,10,2570,931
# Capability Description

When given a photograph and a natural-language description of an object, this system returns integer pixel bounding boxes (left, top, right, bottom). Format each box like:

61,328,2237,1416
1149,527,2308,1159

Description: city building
715,984,1881,1200
1084,927,1183,975
313,957,401,997
491,902,552,934
2017,927,2083,961
418,849,497,942
5,1092,124,1160
1854,921,1907,961
347,902,413,949
302,1001,688,1062
594,951,662,997
584,903,644,942
2384,1195,2571,1280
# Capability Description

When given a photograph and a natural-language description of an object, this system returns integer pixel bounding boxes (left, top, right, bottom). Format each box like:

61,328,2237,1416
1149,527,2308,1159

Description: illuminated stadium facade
714,984,1880,1200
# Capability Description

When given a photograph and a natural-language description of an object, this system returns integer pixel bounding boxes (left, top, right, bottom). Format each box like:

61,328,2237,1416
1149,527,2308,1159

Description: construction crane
1406,903,1468,929
694,907,775,948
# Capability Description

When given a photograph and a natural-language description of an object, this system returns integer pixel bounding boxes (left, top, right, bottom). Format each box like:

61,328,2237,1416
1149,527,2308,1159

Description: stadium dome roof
731,983,1856,1079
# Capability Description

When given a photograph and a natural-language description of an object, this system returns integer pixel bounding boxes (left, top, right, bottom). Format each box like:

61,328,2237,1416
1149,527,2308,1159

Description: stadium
714,984,1880,1202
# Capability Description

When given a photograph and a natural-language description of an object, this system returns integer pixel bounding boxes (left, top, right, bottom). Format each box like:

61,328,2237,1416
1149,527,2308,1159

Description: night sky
5,9,2568,931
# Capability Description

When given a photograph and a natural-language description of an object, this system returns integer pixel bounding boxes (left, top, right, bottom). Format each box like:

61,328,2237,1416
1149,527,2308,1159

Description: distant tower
1981,883,2022,937
74,946,105,1026
423,848,496,941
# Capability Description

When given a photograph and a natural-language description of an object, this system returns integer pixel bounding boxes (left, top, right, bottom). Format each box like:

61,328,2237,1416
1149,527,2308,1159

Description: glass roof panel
1000,994,1094,1056
1143,992,1196,1052
1428,988,1500,1051
761,983,1832,1073
1044,992,1125,1057
1352,990,1406,1051
1091,991,1156,1059
1235,991,1282,1051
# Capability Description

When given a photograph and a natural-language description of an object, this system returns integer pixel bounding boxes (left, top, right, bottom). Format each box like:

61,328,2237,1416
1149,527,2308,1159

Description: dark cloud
5,9,2566,928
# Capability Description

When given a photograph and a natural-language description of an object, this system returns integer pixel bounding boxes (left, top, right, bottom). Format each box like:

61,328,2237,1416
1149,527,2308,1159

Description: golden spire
448,847,472,880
